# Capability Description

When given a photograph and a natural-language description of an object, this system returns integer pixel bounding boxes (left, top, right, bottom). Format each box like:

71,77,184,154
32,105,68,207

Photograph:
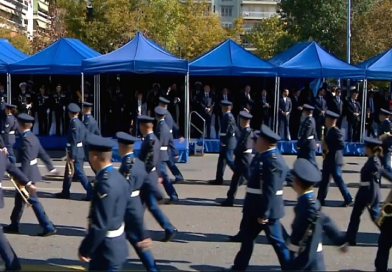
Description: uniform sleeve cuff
50,169,57,173
287,241,300,253
25,181,32,187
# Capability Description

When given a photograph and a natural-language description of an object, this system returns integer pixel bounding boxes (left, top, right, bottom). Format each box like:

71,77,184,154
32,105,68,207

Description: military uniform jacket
324,126,345,166
51,92,67,111
0,152,30,209
67,117,87,160
36,93,49,111
0,91,7,130
220,111,237,149
18,131,54,182
286,191,346,270
297,116,317,151
83,114,101,136
2,114,17,145
378,119,392,153
165,111,179,136
233,126,253,166
243,148,286,219
79,165,129,261
155,120,173,162
139,132,161,174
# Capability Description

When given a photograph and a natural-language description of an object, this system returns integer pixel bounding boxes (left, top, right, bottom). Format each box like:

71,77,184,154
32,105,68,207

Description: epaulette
126,157,132,164
102,171,108,180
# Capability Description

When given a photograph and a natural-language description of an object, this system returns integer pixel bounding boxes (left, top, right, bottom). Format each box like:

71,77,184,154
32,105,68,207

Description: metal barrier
189,111,205,156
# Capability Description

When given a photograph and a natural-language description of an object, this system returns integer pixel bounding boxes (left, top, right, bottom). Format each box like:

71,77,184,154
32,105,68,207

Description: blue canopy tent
189,39,277,76
0,39,28,103
357,48,392,80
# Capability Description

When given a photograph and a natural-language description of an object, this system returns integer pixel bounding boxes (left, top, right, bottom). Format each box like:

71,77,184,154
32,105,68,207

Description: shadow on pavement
170,197,221,207
3,222,86,237
2,189,87,201
191,264,282,271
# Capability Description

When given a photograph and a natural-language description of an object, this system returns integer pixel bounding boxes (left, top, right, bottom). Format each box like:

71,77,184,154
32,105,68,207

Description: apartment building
0,0,50,38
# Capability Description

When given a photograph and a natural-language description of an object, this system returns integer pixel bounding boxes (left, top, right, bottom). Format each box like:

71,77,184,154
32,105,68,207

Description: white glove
46,109,50,114
63,106,65,111
26,104,32,109
121,108,124,112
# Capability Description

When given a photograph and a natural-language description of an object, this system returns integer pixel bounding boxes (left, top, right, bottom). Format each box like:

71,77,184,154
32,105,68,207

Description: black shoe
167,198,179,204
161,228,178,242
341,200,354,207
318,200,325,206
172,179,184,184
3,225,19,234
348,241,357,246
38,228,57,237
228,234,242,242
81,197,92,201
209,180,223,185
221,199,234,207
4,267,22,271
54,192,70,199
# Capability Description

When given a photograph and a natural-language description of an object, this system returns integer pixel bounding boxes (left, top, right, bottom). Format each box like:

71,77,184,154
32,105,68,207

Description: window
222,22,232,28
221,6,232,17
221,0,233,2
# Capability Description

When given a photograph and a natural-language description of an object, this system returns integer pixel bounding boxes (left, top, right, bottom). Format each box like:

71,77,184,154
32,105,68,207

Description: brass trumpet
376,203,392,227
321,126,328,159
9,176,31,207
66,150,75,178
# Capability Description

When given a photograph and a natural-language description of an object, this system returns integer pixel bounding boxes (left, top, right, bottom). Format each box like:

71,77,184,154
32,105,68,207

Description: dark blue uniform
155,117,178,202
284,158,347,271
5,116,56,236
2,112,17,164
0,151,31,270
118,153,158,271
79,165,129,271
138,115,176,241
213,109,237,184
317,114,352,207
60,104,92,199
0,89,7,139
297,115,317,167
378,117,392,176
224,124,253,205
375,190,392,271
231,147,289,270
83,111,101,164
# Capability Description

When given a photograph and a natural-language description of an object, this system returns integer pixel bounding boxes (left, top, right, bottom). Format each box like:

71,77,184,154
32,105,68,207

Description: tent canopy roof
9,38,101,75
0,39,28,73
269,41,365,79
357,49,392,80
81,32,188,75
189,39,277,76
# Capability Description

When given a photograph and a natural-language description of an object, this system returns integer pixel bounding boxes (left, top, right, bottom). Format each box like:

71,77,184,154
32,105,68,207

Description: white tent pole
81,72,85,121
273,77,280,133
185,72,190,148
6,73,11,103
97,74,101,130
360,79,368,143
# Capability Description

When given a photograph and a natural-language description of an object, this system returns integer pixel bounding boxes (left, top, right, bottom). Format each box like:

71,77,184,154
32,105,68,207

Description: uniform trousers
0,226,21,270
317,163,352,204
54,109,65,136
297,148,317,169
380,151,392,185
62,158,92,198
375,217,392,271
6,144,15,164
167,150,184,181
232,215,289,270
159,161,178,201
227,158,250,200
10,190,55,231
346,187,379,243
215,146,235,182
37,109,48,135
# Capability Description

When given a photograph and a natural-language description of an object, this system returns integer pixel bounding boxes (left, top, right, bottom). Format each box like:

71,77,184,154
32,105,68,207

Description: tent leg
6,73,11,103
81,72,85,121
97,74,101,130
184,72,190,148
273,77,280,133
360,80,368,143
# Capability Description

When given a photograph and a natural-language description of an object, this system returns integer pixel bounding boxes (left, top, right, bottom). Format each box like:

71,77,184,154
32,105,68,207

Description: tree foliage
244,16,295,59
0,18,31,54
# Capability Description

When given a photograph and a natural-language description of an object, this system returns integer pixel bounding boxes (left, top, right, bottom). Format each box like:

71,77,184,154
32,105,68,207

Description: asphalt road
0,154,390,271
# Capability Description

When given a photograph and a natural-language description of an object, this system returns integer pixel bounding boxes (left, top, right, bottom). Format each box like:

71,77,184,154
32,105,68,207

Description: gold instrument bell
9,176,31,207
376,203,392,227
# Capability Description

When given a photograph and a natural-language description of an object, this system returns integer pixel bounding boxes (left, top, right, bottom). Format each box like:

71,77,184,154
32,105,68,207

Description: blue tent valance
9,38,101,75
269,42,365,79
81,32,188,75
0,39,28,73
189,39,277,76
357,49,392,80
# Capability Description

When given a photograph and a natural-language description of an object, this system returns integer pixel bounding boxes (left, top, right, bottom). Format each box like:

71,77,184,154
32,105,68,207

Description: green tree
0,19,31,54
244,16,294,59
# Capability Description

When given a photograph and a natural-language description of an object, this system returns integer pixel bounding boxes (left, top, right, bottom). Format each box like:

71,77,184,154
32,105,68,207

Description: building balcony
0,0,28,14
33,10,50,23
242,0,279,4
242,11,276,19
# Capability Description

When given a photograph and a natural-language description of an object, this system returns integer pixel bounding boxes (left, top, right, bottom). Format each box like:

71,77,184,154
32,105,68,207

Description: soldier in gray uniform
82,102,100,172
3,113,58,236
297,104,318,168
2,104,18,164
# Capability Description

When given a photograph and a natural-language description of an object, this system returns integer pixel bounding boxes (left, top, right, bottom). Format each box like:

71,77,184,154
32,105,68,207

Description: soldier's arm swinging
321,213,347,247
68,121,77,160
37,143,55,172
259,160,279,219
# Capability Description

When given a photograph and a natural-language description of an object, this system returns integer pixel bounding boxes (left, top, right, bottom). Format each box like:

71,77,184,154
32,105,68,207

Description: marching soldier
317,111,353,207
157,97,184,183
138,115,178,242
283,158,348,270
346,138,392,246
297,104,318,167
154,106,179,203
116,132,158,271
0,82,7,135
82,102,100,171
2,104,17,164
78,134,129,270
221,111,253,207
209,100,237,185
36,85,50,135
229,125,289,270
0,148,35,270
55,103,92,201
3,113,58,236
17,82,32,115
51,84,68,136
378,108,392,178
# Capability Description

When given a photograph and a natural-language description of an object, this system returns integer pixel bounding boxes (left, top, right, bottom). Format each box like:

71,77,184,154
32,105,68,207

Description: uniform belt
131,190,140,197
317,243,322,252
106,223,125,238
307,135,314,139
0,183,2,188
220,133,235,137
169,130,173,133
244,149,253,153
360,181,370,186
246,187,283,196
151,167,156,172
66,143,70,147
8,131,15,135
76,142,83,147
30,158,37,165
160,146,168,151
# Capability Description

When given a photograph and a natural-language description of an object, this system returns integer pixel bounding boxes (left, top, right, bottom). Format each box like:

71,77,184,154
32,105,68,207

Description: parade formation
0,96,391,271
